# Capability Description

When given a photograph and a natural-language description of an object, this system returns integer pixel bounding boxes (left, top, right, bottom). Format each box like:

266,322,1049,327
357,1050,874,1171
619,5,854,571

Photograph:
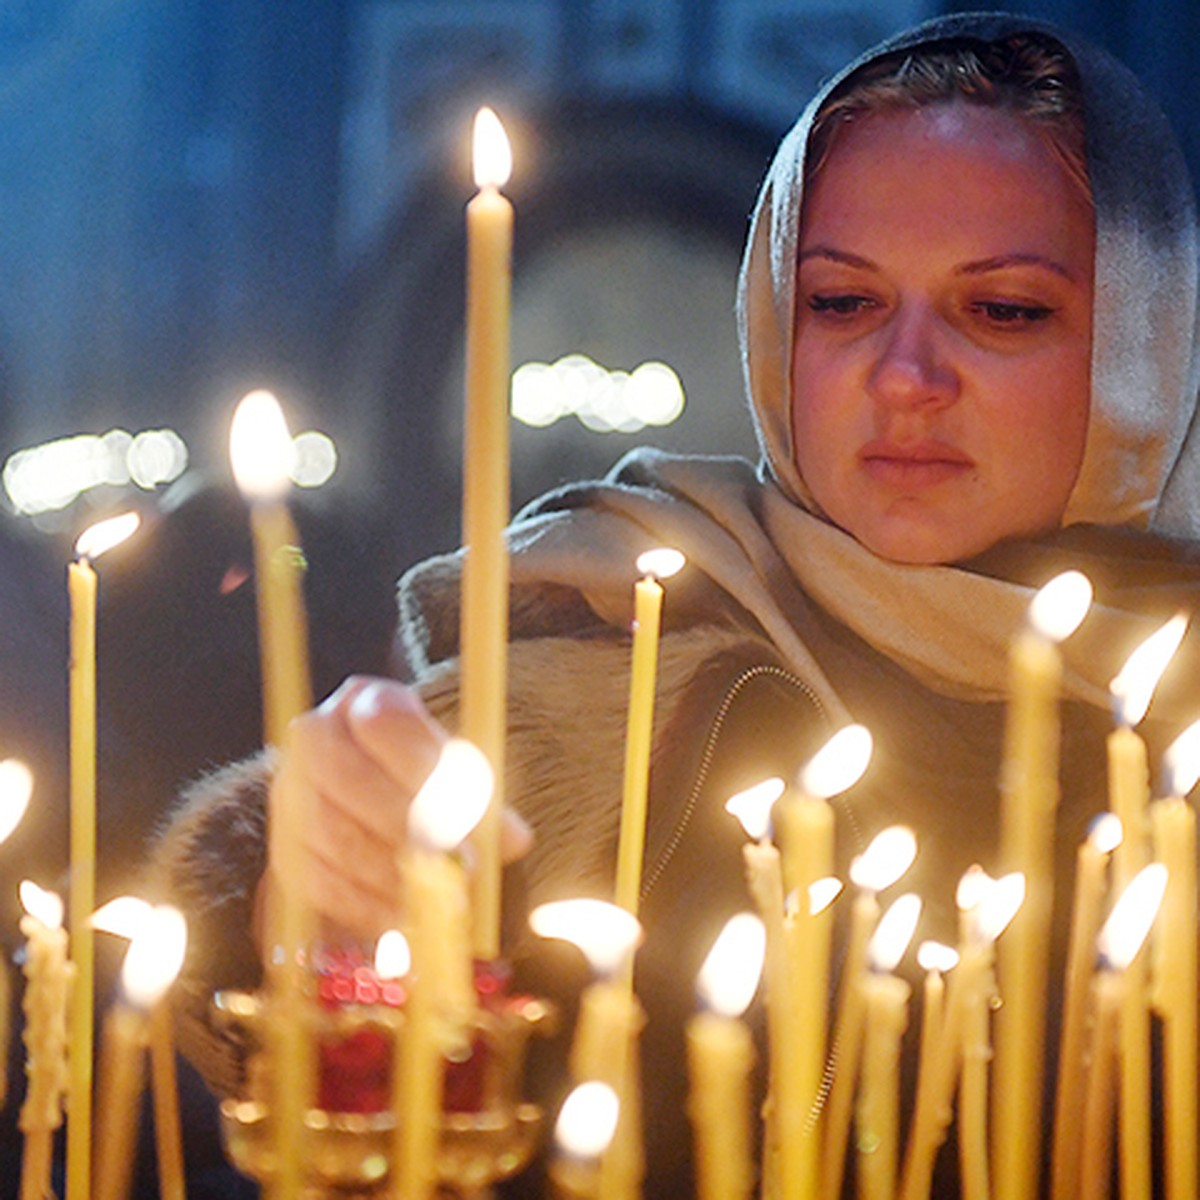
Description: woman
152,12,1200,1196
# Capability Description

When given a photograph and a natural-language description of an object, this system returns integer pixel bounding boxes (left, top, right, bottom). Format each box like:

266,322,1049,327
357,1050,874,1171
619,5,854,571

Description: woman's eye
808,293,877,318
971,300,1055,325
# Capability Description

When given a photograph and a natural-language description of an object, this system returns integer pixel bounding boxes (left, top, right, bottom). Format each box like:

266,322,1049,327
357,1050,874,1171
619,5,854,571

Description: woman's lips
859,441,974,488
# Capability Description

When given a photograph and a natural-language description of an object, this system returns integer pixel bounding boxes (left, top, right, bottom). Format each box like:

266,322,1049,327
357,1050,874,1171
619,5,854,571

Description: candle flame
555,1081,620,1159
229,390,295,501
849,825,917,892
696,913,766,1018
374,929,412,980
407,738,493,851
635,547,685,580
799,723,872,800
809,876,844,915
1028,570,1092,642
529,898,642,977
1109,612,1188,726
1097,863,1167,971
75,510,140,560
1088,812,1123,855
472,107,512,190
19,880,63,929
1163,715,1200,798
122,905,187,1007
917,940,959,974
724,777,785,841
91,895,153,937
0,759,32,845
956,864,994,914
976,872,1026,943
867,893,921,973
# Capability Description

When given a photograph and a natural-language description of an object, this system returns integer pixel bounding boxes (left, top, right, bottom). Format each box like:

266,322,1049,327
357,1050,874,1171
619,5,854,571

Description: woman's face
791,103,1095,564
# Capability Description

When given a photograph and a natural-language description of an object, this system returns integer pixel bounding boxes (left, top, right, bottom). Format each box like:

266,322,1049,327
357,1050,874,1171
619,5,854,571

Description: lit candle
531,899,645,1200
92,898,189,1200
994,570,1090,1200
822,819,914,1200
775,726,871,1200
461,105,514,960
551,1081,621,1198
899,941,958,1200
396,740,493,1200
1050,813,1121,1200
687,913,765,1200
1106,613,1183,1200
857,894,919,1200
725,778,790,1196
18,881,73,1200
958,871,1024,1200
1151,721,1200,1200
67,510,140,1200
93,905,188,1200
0,759,33,1108
230,389,314,1200
615,547,685,917
1080,864,1168,1200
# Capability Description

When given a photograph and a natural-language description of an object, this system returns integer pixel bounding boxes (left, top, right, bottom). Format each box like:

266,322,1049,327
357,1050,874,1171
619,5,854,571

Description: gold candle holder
212,985,555,1199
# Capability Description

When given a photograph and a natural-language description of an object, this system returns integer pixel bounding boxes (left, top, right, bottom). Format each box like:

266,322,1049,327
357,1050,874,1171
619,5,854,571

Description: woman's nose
866,306,959,411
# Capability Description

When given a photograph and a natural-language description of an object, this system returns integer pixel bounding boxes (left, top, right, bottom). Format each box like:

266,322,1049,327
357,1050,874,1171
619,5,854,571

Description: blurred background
0,0,1195,1193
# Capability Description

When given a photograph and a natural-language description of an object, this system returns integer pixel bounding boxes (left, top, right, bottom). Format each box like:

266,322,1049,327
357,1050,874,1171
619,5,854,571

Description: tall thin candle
230,390,314,1200
1151,721,1200,1200
615,547,684,917
462,105,514,959
66,511,139,1200
994,571,1090,1200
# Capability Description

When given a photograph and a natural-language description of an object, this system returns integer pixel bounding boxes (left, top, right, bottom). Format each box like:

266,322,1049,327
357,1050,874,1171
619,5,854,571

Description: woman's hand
267,675,531,944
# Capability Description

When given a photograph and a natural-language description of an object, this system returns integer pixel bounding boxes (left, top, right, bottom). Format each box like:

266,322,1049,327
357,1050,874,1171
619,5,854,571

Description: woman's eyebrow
956,252,1078,280
797,245,879,271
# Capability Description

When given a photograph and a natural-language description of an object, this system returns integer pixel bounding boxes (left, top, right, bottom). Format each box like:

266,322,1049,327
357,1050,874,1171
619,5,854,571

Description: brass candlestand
213,984,555,1199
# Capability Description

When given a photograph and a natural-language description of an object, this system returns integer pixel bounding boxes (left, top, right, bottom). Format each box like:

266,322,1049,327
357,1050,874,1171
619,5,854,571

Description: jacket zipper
640,661,847,904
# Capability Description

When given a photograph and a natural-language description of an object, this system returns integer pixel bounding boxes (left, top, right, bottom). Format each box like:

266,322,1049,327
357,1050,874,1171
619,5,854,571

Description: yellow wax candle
1078,969,1119,1200
740,839,788,1195
552,1081,621,1198
688,914,764,1200
1105,724,1153,1200
573,982,644,1200
615,549,684,919
461,106,514,960
821,889,877,1200
149,1000,186,1200
0,758,34,1113
855,895,919,1200
823,826,913,1200
858,972,910,1200
994,571,1090,1200
1088,862,1168,1200
91,904,187,1200
776,793,833,1200
1050,814,1120,1200
899,943,959,1200
93,1001,149,1200
615,573,664,915
687,1012,756,1200
394,741,493,1200
67,555,97,1200
957,945,994,1200
230,391,315,1200
1150,796,1197,1200
18,887,72,1200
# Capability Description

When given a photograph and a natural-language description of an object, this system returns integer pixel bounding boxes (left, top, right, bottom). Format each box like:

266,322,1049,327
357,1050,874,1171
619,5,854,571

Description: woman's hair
807,33,1088,194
